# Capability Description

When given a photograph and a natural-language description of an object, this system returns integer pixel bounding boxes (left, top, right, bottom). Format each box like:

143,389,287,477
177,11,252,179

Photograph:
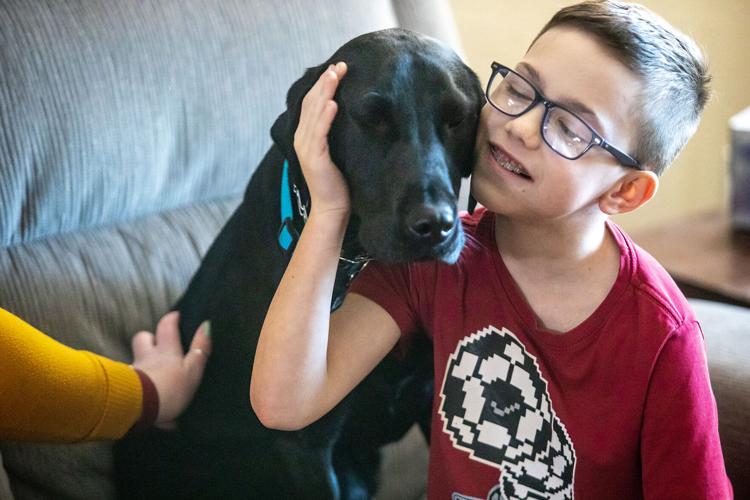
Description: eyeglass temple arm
594,137,642,170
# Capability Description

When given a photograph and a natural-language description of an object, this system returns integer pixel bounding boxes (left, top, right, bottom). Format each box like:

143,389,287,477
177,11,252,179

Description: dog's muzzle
403,201,456,246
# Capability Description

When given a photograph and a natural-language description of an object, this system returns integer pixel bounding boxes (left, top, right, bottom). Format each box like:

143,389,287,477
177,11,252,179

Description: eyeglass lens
487,69,594,160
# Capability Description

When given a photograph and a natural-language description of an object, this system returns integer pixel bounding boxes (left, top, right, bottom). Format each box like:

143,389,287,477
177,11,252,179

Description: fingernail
199,320,211,338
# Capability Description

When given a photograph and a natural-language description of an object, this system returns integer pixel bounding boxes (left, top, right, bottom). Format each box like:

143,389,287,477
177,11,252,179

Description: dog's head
272,28,483,264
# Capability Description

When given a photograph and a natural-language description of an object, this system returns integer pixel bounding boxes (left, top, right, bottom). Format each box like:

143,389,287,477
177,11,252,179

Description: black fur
114,28,483,499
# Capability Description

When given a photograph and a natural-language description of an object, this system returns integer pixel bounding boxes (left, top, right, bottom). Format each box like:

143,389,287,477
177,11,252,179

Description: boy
251,1,732,498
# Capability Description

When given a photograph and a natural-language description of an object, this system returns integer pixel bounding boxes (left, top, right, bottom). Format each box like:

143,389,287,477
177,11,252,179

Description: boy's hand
130,311,211,429
294,62,350,218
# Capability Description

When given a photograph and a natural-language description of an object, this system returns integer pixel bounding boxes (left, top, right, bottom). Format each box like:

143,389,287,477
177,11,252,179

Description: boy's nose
504,105,544,150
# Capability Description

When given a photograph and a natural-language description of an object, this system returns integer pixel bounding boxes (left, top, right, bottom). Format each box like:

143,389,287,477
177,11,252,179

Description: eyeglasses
485,62,642,170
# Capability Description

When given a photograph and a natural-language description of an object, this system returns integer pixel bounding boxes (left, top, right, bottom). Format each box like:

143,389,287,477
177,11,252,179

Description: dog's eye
351,92,393,130
445,114,465,129
443,99,468,129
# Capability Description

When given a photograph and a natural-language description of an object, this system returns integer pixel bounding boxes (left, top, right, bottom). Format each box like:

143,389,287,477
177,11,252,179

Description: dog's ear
461,71,486,180
458,67,484,215
270,63,330,165
457,64,485,182
467,193,478,214
461,69,484,215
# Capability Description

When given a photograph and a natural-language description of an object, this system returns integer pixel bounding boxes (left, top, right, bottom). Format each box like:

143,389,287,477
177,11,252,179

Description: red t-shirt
350,208,732,500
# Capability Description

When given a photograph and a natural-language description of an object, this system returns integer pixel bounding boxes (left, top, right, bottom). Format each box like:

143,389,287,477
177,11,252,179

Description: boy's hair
531,0,711,175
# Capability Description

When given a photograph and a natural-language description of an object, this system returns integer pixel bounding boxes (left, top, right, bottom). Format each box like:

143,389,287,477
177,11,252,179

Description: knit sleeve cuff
81,353,142,440
129,369,160,433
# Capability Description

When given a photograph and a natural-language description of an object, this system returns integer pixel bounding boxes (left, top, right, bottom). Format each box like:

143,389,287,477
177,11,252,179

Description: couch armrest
690,298,750,497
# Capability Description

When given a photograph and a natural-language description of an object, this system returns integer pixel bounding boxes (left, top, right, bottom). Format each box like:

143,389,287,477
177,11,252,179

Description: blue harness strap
277,158,370,275
278,159,294,250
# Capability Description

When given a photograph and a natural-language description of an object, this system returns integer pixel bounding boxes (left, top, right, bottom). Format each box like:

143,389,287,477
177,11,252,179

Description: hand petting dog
130,312,212,429
294,61,351,218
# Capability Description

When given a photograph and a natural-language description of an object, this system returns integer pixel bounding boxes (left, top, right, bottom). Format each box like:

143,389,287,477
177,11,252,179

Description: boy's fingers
323,67,343,98
314,101,338,142
315,65,343,104
297,104,336,163
333,61,347,78
299,83,331,142
302,62,345,121
318,67,337,96
302,68,335,114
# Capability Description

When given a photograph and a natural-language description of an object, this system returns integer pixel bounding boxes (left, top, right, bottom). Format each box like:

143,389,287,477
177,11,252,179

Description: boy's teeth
491,146,529,178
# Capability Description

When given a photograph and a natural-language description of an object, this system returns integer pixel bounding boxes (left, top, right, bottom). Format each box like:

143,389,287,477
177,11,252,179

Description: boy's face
472,27,644,222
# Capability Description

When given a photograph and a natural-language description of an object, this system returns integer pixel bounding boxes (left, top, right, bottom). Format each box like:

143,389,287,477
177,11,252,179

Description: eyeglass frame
485,61,642,170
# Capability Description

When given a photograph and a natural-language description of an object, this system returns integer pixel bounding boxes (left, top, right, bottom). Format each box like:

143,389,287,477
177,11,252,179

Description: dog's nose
405,203,456,244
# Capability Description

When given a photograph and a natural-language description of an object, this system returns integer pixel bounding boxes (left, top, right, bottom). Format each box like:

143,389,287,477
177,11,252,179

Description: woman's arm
0,308,210,442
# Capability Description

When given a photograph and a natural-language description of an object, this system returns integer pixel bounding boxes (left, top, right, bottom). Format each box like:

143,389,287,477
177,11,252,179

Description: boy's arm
640,320,733,499
250,62,402,431
251,213,401,430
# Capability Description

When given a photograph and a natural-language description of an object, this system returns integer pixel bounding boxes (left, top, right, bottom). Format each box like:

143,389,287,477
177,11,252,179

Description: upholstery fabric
690,299,750,498
0,0,401,247
0,0,459,498
0,198,237,499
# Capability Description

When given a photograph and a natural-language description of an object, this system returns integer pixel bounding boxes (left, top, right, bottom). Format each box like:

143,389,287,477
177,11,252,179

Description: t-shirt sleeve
640,320,733,499
0,307,143,442
348,260,424,339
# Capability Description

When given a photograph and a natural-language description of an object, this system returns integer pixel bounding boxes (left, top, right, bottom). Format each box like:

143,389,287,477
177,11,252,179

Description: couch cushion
0,0,403,247
376,425,429,500
0,198,237,499
689,299,750,497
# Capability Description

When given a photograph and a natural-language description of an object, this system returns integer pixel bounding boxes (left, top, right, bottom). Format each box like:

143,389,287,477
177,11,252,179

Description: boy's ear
599,170,659,215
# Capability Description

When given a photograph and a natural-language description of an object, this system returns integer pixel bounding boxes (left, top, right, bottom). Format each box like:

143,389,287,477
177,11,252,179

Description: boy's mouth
489,144,532,180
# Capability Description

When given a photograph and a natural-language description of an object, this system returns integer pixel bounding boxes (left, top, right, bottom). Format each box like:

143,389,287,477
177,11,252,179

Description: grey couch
0,1,747,499
688,299,750,498
0,1,454,498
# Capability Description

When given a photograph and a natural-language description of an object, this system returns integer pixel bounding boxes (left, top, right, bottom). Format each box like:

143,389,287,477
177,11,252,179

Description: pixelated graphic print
439,326,575,500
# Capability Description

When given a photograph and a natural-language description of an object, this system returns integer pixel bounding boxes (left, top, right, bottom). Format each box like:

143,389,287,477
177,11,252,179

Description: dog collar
277,158,372,281
278,159,308,252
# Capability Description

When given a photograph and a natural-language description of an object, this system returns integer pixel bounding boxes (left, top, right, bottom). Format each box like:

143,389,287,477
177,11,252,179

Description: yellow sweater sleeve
0,308,143,442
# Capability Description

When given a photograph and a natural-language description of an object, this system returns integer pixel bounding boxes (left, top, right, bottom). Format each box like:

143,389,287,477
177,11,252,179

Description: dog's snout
405,203,456,244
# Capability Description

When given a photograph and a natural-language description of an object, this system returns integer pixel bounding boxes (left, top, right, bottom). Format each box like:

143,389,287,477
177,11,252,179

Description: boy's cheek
478,105,508,140
475,110,493,146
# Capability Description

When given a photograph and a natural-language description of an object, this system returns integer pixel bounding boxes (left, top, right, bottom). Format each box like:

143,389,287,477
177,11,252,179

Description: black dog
115,28,483,499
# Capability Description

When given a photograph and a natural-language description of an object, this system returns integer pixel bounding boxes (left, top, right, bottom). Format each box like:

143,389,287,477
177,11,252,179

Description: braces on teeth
493,148,528,177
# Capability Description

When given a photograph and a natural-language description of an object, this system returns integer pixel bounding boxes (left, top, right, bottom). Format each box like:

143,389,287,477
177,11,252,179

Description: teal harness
277,159,308,252
276,158,370,276
278,159,294,250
